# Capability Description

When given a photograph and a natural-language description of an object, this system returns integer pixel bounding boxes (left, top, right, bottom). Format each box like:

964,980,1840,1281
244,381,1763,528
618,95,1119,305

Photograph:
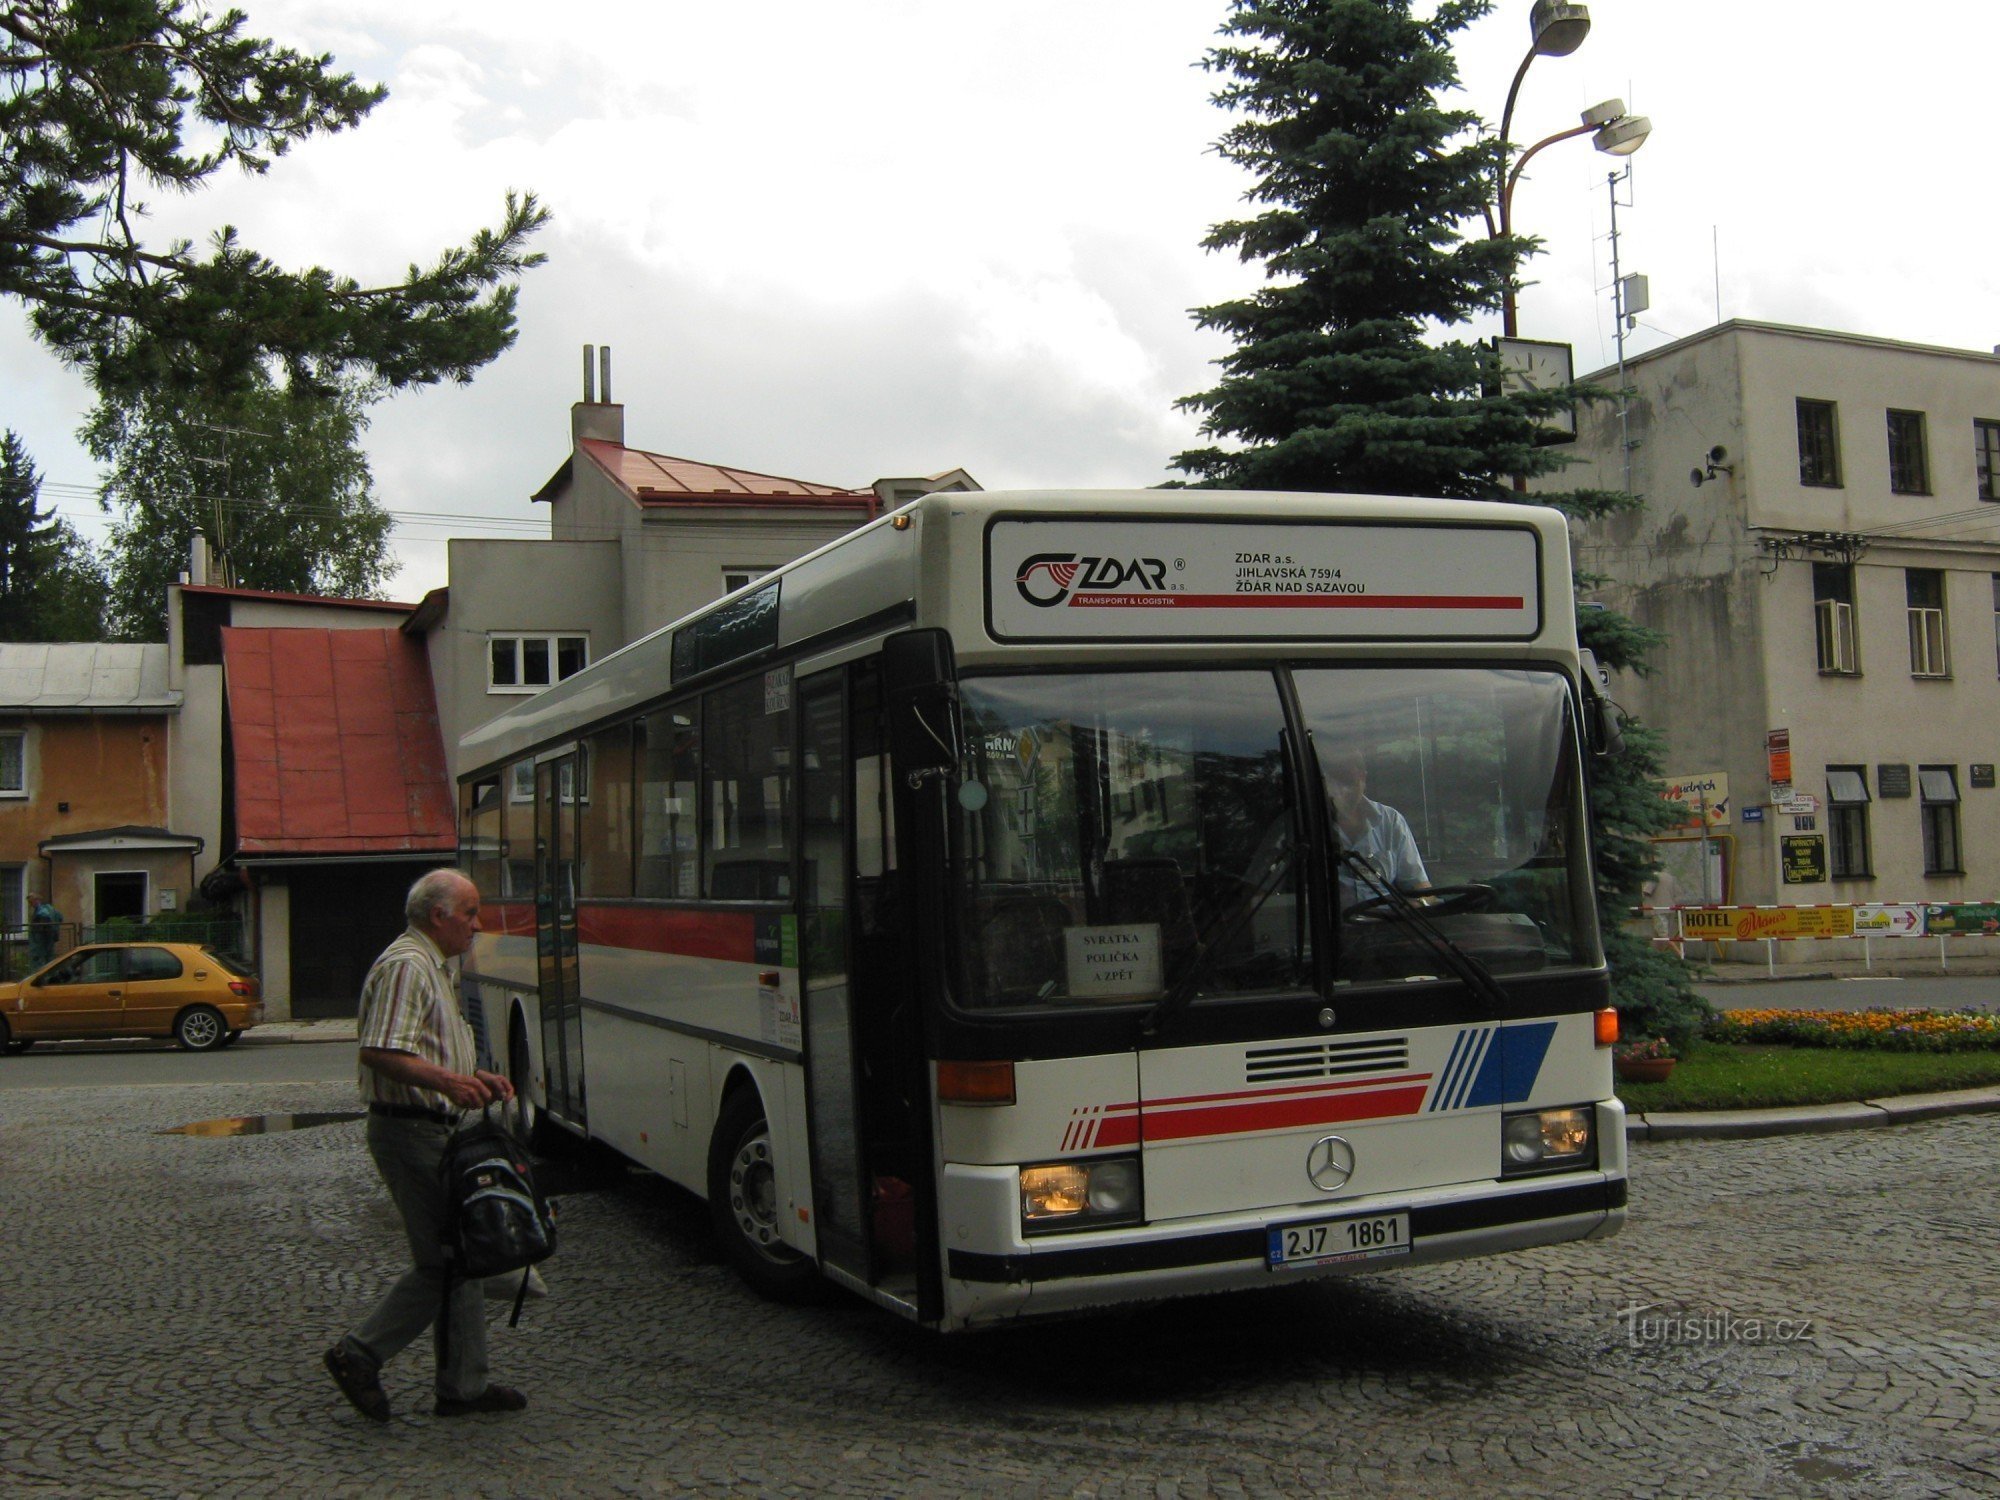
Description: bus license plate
1268,1211,1411,1270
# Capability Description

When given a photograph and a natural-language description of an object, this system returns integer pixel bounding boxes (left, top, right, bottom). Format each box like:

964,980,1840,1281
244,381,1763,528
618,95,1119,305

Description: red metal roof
182,584,416,613
222,628,454,858
576,439,876,511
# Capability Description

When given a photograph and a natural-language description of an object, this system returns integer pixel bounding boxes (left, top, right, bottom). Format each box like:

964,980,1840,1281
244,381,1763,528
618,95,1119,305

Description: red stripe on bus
1143,1073,1431,1111
1139,1084,1429,1141
1065,593,1524,611
575,905,760,963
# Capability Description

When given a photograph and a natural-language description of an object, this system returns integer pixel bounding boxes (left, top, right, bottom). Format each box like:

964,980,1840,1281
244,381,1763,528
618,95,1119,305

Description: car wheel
706,1084,822,1303
174,1004,227,1051
0,1016,28,1055
220,1029,242,1048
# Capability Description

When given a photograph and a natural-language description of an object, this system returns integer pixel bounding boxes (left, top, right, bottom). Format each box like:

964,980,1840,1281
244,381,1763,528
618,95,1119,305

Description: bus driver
1324,748,1430,908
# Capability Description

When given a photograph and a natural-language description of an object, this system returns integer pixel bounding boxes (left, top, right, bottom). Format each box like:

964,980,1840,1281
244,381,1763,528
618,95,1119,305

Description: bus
456,490,1627,1332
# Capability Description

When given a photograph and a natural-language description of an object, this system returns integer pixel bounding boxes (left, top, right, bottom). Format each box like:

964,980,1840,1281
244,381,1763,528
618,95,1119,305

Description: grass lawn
1617,1041,2000,1111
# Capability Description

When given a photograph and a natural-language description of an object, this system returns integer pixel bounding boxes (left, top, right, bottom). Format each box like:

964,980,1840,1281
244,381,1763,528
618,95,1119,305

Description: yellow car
0,943,264,1053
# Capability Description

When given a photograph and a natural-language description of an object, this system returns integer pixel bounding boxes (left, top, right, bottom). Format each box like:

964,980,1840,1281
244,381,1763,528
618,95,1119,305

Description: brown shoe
434,1384,528,1417
323,1344,392,1423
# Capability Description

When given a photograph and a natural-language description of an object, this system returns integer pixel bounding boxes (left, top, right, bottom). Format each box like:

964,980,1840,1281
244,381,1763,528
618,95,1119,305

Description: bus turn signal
1595,1008,1619,1047
937,1060,1016,1106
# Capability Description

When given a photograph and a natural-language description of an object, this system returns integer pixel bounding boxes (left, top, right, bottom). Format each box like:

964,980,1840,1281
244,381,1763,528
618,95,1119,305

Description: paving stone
0,1080,1993,1495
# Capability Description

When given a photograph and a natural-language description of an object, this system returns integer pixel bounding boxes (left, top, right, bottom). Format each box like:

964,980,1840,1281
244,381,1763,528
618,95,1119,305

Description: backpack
440,1106,558,1283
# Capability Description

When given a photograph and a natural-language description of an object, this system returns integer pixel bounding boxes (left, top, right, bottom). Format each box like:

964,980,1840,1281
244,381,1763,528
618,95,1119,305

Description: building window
1992,575,2000,676
1978,420,2000,501
0,864,22,929
1826,766,1871,879
1906,569,1950,677
721,567,773,596
1919,765,1962,875
1887,409,1930,494
1797,399,1841,487
1813,562,1858,674
0,730,22,796
489,634,588,693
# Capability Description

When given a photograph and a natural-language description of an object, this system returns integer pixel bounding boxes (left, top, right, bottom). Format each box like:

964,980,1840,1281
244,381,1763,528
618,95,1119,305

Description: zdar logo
1016,551,1167,607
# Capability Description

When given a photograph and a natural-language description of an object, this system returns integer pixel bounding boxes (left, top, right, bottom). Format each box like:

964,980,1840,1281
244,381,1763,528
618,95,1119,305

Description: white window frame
1815,598,1857,674
721,567,775,597
0,730,25,798
488,633,589,695
1906,570,1950,678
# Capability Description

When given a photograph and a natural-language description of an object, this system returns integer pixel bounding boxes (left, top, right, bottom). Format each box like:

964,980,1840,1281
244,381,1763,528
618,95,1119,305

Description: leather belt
368,1101,455,1126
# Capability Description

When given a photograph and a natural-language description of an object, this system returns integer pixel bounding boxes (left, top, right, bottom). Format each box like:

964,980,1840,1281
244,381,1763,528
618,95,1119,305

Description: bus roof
457,490,1574,777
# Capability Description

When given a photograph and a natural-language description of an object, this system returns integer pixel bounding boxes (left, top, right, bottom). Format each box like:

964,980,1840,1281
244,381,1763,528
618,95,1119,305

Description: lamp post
1493,1,1652,336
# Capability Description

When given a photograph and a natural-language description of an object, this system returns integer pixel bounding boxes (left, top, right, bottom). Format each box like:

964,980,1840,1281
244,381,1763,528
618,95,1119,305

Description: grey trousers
340,1113,488,1401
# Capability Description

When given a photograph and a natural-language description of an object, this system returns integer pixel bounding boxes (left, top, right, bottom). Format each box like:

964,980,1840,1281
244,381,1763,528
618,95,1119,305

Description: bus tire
508,1011,570,1155
707,1085,822,1303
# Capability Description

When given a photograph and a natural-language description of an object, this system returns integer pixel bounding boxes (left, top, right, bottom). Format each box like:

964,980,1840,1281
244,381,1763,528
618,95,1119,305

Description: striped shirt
354,926,475,1112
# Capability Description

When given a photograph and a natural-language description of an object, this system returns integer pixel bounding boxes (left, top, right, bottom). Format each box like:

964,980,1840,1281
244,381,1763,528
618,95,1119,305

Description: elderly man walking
323,868,525,1422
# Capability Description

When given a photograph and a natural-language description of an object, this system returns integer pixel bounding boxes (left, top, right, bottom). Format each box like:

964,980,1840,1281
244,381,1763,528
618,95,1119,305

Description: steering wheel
1342,883,1497,923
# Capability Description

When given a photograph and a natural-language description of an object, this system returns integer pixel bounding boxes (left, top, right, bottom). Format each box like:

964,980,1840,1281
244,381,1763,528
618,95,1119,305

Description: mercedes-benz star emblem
1306,1135,1355,1193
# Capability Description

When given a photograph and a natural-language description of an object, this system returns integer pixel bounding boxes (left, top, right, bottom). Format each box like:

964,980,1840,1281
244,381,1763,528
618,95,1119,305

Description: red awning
222,628,454,857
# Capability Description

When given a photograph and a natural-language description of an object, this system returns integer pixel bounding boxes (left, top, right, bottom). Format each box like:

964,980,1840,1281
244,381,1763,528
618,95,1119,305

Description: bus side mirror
1577,651,1624,759
883,628,960,780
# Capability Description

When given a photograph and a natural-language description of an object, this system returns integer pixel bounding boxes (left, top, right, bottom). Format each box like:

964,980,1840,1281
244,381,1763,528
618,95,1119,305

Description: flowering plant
1614,1035,1675,1062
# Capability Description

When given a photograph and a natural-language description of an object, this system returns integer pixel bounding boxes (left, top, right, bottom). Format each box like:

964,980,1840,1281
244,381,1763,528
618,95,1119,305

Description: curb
240,1023,357,1046
1628,1085,2000,1141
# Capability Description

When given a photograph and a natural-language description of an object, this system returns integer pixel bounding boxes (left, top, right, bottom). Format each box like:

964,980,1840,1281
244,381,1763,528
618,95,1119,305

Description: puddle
158,1111,365,1137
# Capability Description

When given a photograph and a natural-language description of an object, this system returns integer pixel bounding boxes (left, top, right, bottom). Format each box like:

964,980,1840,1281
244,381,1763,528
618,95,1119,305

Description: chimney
188,534,210,587
572,342,624,446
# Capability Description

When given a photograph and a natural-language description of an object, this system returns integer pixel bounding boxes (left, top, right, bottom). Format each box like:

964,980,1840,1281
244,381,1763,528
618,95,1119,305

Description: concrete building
1560,320,2000,910
410,360,977,777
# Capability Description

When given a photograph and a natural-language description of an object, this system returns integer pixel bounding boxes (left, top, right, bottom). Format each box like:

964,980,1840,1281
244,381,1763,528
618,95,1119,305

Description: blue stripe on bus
1430,1021,1559,1110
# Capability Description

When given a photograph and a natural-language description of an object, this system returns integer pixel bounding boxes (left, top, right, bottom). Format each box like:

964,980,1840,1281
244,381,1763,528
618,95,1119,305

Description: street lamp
1492,2,1653,336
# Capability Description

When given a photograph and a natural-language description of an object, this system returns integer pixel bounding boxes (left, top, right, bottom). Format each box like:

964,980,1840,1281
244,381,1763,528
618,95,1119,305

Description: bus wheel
707,1087,821,1303
508,1013,565,1154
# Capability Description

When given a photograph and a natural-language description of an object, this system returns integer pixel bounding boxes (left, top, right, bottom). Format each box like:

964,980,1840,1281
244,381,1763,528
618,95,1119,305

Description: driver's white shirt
1335,796,1429,905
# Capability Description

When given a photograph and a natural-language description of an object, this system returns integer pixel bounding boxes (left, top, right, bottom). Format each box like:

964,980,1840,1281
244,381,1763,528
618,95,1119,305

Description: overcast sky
6,1,1991,601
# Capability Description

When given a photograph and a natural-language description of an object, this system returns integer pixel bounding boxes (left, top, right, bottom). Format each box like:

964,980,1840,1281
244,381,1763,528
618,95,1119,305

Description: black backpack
440,1106,557,1287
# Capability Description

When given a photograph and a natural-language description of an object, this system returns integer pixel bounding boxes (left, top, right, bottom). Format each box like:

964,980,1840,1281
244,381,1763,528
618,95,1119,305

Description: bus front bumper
939,1167,1626,1329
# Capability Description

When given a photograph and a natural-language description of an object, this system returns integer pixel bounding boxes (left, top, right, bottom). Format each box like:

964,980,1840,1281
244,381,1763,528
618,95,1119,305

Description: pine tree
1177,0,1700,1044
1,1,547,395
85,373,395,641
0,430,108,640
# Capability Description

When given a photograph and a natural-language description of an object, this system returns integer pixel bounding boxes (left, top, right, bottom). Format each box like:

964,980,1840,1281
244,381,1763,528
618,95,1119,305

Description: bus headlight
1019,1156,1143,1234
1500,1106,1596,1177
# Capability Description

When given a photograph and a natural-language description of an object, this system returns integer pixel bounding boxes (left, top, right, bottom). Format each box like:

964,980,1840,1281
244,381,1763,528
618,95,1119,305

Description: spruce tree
0,430,108,640
1177,0,1700,1044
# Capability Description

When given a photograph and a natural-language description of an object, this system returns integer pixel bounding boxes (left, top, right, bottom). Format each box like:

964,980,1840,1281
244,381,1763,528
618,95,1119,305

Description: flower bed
1706,1007,2000,1053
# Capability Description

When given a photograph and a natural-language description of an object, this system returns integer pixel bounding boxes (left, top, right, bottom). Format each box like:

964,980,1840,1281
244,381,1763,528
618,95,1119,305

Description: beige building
412,362,977,777
1560,320,2000,911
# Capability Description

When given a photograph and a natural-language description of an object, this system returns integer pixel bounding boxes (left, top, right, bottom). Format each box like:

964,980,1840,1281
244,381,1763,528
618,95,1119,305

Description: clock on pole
1494,336,1576,442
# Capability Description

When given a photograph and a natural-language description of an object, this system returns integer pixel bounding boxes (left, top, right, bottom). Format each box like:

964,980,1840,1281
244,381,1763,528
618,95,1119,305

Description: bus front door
534,754,586,1127
799,672,873,1287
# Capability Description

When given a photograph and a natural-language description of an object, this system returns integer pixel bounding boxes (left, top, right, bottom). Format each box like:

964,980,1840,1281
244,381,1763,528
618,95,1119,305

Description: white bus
457,490,1627,1332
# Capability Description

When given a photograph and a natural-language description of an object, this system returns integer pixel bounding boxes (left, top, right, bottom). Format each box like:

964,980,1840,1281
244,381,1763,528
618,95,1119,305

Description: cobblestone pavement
2,1080,1996,1499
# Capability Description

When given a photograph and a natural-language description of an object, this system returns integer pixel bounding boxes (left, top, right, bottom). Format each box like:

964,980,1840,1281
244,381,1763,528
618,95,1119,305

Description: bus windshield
951,665,1594,1012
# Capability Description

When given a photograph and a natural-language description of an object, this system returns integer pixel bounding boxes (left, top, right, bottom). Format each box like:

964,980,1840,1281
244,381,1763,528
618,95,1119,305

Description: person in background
322,868,523,1424
27,891,61,967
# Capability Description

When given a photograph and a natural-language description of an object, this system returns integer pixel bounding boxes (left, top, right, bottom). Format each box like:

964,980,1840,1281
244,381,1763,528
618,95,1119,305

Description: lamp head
1593,115,1652,156
1530,0,1592,56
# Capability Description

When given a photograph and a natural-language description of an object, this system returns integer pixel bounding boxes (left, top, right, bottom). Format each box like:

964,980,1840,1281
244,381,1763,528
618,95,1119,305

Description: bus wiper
1141,831,1294,1041
1335,847,1507,1014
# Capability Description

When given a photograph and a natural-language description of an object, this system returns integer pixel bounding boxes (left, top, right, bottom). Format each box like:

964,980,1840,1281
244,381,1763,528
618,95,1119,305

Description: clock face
1494,338,1576,441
